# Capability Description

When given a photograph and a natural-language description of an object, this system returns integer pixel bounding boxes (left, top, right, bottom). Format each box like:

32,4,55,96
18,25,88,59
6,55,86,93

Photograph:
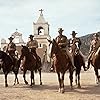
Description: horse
20,45,42,86
0,50,20,87
71,42,87,88
89,47,100,84
49,39,73,93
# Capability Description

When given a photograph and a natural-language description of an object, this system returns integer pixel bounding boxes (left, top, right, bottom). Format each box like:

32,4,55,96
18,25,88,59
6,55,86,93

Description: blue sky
0,0,100,42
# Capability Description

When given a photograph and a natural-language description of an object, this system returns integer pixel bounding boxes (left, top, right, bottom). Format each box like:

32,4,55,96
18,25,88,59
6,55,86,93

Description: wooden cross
39,9,43,15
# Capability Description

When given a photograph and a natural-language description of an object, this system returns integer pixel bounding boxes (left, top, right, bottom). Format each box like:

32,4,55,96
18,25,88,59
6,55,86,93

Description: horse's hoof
61,88,64,93
78,85,81,88
25,81,28,85
96,81,99,84
30,84,33,86
5,84,8,87
40,82,42,85
32,82,35,85
13,83,15,85
58,88,61,93
17,82,19,84
70,86,73,90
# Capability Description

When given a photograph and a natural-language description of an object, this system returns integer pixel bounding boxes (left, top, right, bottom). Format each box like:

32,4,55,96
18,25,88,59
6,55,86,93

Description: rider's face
58,31,62,35
72,34,76,38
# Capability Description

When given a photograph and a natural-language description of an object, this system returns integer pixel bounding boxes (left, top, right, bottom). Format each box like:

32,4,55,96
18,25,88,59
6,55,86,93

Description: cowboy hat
29,34,34,38
8,37,14,40
58,28,64,32
71,31,77,35
93,33,99,37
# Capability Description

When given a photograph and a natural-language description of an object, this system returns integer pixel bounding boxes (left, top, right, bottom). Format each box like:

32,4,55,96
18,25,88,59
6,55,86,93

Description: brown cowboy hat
71,31,77,35
93,33,99,37
8,37,14,40
58,28,64,32
29,34,34,38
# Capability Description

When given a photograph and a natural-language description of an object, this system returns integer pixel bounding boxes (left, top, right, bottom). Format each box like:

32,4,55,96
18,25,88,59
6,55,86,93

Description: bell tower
33,9,51,62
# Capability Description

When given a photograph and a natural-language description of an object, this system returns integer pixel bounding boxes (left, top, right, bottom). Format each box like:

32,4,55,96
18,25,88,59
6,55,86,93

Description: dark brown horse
89,47,100,84
20,45,42,86
0,51,20,87
71,42,87,88
49,39,73,93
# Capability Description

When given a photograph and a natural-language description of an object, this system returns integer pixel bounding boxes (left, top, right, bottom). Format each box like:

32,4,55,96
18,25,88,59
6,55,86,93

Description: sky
0,0,100,42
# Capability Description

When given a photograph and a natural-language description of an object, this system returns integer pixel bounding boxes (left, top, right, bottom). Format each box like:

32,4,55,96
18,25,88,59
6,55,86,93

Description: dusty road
0,68,100,100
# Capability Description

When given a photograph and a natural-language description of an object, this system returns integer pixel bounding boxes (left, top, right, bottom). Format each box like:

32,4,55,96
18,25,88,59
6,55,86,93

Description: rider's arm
78,38,82,49
89,41,93,53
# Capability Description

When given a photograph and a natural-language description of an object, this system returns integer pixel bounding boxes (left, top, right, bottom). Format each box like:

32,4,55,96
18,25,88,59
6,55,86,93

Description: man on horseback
87,33,100,69
68,31,87,71
6,36,16,58
6,36,17,69
50,28,75,71
26,35,41,67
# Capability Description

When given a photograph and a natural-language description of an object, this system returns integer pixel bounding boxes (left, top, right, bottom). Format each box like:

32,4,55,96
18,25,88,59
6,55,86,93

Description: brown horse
0,51,20,87
49,39,73,93
89,47,100,84
20,45,42,86
71,42,87,88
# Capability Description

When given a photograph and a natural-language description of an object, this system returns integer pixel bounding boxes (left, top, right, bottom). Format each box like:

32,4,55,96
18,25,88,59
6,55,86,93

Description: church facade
33,9,51,62
1,10,51,63
1,30,25,55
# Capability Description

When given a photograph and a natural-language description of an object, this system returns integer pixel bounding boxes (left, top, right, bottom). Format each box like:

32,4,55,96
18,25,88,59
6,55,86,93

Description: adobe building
1,29,25,55
33,9,51,63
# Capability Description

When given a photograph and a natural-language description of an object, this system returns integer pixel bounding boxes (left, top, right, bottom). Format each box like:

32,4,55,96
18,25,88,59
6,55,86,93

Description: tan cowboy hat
29,34,34,38
58,28,64,32
71,31,77,35
93,33,99,37
8,37,14,40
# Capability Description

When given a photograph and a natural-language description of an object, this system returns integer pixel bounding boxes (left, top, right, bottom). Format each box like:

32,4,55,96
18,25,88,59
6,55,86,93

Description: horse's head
48,39,60,57
71,42,80,55
21,45,30,56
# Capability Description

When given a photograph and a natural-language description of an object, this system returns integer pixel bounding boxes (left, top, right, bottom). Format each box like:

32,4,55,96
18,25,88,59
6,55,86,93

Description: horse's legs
77,70,81,88
23,70,28,84
17,75,19,84
94,68,99,84
61,73,65,93
69,68,73,89
75,70,77,85
57,72,61,92
5,72,8,87
38,69,42,85
30,71,35,86
14,73,19,85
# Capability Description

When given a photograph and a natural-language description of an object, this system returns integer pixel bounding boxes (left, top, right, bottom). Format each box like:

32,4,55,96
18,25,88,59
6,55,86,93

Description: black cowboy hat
71,31,77,35
29,34,34,38
93,33,99,37
58,28,64,32
8,37,14,40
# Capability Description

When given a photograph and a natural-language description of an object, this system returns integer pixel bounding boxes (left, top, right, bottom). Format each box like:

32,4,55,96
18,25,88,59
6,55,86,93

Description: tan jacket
6,42,16,52
27,40,38,49
55,35,68,49
89,38,100,53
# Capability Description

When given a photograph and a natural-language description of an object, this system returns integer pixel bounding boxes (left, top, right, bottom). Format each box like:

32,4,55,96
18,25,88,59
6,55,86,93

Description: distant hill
80,32,100,56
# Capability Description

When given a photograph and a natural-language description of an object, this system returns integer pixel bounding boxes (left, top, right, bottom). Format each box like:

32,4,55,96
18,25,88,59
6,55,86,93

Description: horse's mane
0,51,12,61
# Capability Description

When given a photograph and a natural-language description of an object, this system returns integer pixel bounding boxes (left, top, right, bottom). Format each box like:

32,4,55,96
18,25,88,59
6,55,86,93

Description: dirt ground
0,68,100,100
